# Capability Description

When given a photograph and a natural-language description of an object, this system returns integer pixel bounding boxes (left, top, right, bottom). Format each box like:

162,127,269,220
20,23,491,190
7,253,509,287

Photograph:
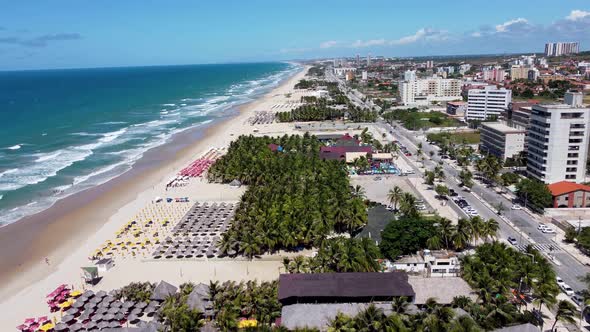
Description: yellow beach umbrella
69,290,82,297
39,323,55,331
58,299,73,309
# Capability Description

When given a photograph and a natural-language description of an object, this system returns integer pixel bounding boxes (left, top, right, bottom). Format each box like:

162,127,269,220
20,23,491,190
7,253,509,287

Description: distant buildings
510,65,530,80
426,60,434,68
528,68,540,81
333,67,356,77
526,104,590,183
399,77,462,105
404,70,417,81
367,53,371,66
565,91,584,107
483,67,506,82
479,122,525,160
466,86,512,120
361,71,368,81
545,42,580,57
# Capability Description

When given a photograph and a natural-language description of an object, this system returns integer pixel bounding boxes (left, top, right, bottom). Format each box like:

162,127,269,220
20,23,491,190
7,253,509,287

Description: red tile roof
548,181,590,196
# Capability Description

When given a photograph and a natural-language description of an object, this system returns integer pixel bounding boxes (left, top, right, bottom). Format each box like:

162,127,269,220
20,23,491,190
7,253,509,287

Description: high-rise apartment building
404,70,417,81
466,86,512,120
526,104,590,183
545,42,580,57
367,54,371,66
483,68,505,82
510,66,530,80
399,77,461,105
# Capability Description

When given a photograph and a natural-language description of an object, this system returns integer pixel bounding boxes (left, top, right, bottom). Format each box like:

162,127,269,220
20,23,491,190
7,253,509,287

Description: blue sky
1,0,590,70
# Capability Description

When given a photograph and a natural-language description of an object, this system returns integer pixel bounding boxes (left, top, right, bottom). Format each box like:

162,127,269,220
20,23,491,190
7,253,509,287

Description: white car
542,227,556,234
469,211,480,217
537,224,548,231
556,277,565,287
561,283,575,297
511,204,522,210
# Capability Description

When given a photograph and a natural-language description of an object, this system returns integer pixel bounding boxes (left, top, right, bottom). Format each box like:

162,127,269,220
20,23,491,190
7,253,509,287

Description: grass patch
427,131,480,145
382,109,464,130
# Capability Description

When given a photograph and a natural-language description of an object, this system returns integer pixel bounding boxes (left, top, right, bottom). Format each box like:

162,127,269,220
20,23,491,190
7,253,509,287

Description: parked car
537,224,548,231
511,204,522,210
560,283,575,297
556,277,565,286
507,237,518,245
572,293,584,306
542,227,556,234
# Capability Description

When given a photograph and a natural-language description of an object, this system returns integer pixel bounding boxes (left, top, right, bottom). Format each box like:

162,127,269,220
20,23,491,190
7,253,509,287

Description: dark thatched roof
278,272,415,304
150,281,177,301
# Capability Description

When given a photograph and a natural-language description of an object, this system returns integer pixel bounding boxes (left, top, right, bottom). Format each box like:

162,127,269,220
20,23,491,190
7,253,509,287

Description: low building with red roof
548,181,590,208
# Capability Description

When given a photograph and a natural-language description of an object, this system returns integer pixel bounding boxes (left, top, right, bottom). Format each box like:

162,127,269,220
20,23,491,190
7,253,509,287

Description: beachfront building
548,181,590,208
392,250,461,277
526,104,590,183
466,86,512,120
399,77,461,106
545,42,580,57
278,272,415,330
479,122,525,160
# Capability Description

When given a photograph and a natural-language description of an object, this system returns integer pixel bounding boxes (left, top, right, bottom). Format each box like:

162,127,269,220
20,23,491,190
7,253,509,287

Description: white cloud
319,40,339,49
350,39,386,48
470,31,482,38
495,18,528,32
567,9,590,21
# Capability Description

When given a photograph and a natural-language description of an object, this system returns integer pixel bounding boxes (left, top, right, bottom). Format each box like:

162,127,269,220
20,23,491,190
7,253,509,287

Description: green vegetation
427,131,480,145
211,280,281,330
576,227,590,252
459,167,474,189
382,108,464,130
462,242,559,329
208,134,367,257
500,172,520,187
515,179,552,212
276,103,378,122
294,79,316,89
427,217,499,251
111,282,155,302
160,294,206,331
475,154,504,185
283,237,381,273
379,214,437,259
327,300,483,331
307,65,325,77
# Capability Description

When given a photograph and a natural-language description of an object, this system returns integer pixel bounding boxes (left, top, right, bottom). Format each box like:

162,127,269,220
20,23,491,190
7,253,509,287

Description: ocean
0,62,299,226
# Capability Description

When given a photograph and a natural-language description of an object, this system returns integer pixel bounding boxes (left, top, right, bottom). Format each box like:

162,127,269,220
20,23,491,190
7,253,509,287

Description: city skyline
0,1,589,70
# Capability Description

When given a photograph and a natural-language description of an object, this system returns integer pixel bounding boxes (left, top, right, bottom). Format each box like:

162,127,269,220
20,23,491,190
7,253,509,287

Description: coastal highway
380,120,590,292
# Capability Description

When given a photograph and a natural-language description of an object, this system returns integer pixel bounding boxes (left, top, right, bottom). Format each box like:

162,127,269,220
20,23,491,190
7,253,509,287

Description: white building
528,68,540,81
545,42,580,57
565,91,584,107
466,86,512,120
392,250,460,277
480,122,525,160
404,70,416,81
333,67,356,77
361,71,368,81
399,77,462,106
527,104,590,183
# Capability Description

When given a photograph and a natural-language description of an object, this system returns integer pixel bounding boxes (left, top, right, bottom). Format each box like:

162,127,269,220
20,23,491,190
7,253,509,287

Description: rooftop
548,181,590,196
278,272,415,304
481,122,525,133
408,276,475,305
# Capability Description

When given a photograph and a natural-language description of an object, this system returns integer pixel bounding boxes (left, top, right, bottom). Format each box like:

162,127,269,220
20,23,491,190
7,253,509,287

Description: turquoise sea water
0,62,299,226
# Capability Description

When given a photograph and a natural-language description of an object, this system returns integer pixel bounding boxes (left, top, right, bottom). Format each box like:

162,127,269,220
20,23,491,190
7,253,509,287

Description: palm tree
551,300,577,331
391,296,410,314
352,185,366,199
481,218,499,242
453,218,472,250
353,304,386,332
399,193,418,217
387,186,404,212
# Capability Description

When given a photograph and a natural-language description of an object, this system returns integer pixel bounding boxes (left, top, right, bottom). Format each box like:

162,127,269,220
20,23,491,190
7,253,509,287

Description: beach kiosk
95,258,114,272
81,267,99,285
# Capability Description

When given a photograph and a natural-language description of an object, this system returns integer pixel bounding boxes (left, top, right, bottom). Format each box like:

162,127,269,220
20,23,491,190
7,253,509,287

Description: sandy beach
0,65,310,328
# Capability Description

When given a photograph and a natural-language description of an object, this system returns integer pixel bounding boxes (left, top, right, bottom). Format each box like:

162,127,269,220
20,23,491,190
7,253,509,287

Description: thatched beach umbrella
110,301,122,309
61,314,75,323
150,281,177,301
97,321,109,330
103,313,115,321
85,321,98,330
82,290,94,298
108,320,120,328
114,312,125,321
95,290,107,298
72,300,85,308
69,322,84,331
122,300,135,309
54,322,68,331
103,295,115,304
65,308,78,316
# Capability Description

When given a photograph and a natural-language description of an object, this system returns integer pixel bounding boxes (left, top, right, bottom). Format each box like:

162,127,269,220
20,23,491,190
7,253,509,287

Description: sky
1,0,590,70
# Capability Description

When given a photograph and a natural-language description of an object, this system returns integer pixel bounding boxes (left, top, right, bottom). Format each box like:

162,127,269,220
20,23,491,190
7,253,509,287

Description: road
378,120,590,291
328,68,590,291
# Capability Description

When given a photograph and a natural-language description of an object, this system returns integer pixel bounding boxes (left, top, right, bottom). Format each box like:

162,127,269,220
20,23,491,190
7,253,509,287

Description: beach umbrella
103,313,116,321
122,300,136,309
108,321,120,328
127,315,140,324
95,290,107,298
85,321,98,330
72,301,85,308
82,290,95,298
114,312,125,321
61,314,75,323
90,296,101,304
54,322,68,331
97,321,109,330
65,308,78,315
98,301,110,308
38,322,54,332
92,313,104,322
16,324,28,331
110,301,122,309
69,322,84,331
107,307,119,314
130,308,143,316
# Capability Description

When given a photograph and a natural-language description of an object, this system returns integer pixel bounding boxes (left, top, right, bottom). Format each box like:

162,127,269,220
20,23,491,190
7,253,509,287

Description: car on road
542,227,556,234
560,283,575,296
556,277,565,287
511,204,522,210
572,294,584,306
405,152,412,156
449,189,458,197
537,224,548,231
507,237,518,245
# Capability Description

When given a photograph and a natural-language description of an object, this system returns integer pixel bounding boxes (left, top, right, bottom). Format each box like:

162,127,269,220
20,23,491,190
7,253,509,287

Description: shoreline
0,64,306,302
